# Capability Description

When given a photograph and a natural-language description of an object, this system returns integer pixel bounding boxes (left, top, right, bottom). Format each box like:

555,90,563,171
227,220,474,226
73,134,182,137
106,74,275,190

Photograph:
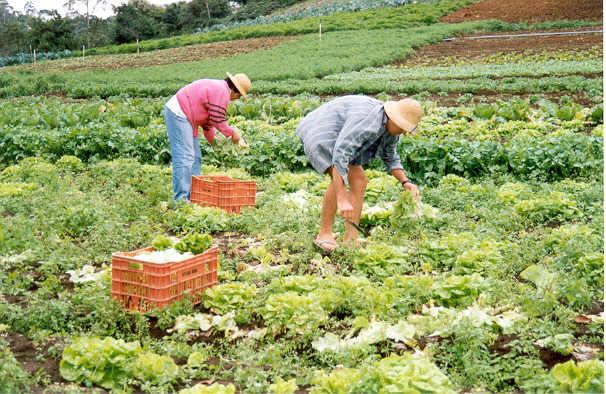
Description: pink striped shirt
176,79,235,145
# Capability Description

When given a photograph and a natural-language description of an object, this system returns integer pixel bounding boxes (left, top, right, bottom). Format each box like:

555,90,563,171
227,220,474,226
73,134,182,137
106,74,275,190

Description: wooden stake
319,20,322,40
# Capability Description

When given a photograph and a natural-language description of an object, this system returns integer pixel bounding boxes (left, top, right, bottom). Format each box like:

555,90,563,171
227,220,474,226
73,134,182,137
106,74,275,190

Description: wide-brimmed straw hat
384,98,423,135
226,72,251,100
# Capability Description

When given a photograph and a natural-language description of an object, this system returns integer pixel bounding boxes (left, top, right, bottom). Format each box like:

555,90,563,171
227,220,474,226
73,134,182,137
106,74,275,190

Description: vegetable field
0,0,603,393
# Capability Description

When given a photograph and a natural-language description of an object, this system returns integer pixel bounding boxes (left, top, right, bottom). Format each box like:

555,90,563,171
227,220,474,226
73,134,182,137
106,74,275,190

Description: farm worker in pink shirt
164,72,251,200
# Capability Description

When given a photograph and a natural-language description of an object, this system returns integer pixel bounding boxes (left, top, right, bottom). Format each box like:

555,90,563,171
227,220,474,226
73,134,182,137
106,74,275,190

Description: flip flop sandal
313,239,338,255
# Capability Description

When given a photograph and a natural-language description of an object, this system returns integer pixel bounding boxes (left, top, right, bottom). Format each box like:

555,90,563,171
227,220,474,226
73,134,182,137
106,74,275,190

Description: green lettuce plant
312,354,455,393
59,336,142,390
551,359,604,393
175,233,213,255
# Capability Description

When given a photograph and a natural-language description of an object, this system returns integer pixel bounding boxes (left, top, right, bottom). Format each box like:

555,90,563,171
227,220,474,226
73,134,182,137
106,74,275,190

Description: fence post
137,39,140,55
33,49,36,64
319,18,322,40
82,45,85,60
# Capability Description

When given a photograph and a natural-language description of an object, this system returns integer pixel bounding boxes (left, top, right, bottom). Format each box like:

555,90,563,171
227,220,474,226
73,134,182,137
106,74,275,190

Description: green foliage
0,337,29,392
550,359,604,393
312,354,455,393
352,242,413,279
269,377,298,394
556,102,581,121
152,234,174,251
262,292,327,336
175,233,213,255
59,336,142,390
203,282,259,323
431,274,486,307
2,22,492,99
513,192,579,225
132,352,179,387
180,382,236,394
473,103,496,119
166,204,233,234
591,103,603,124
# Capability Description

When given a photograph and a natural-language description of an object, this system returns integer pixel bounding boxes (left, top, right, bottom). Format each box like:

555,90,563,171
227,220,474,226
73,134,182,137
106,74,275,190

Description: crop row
257,74,602,96
2,95,600,134
4,40,601,101
327,60,603,81
0,114,601,183
408,46,603,68
0,22,492,99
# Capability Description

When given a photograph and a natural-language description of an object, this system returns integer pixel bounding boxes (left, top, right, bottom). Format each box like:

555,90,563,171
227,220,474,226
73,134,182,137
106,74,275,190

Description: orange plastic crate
111,246,218,312
190,175,256,214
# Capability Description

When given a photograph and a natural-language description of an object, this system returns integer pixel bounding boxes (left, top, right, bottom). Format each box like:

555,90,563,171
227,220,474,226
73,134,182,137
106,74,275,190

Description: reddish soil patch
386,27,603,107
394,28,603,68
9,36,295,73
441,0,603,23
5,332,65,392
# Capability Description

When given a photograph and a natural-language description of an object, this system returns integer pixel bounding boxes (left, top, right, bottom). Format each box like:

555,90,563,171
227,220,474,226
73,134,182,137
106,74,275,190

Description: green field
0,1,603,393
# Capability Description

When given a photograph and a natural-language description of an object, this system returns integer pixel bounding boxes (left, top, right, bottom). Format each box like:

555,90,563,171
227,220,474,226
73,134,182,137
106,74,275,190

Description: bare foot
314,237,338,252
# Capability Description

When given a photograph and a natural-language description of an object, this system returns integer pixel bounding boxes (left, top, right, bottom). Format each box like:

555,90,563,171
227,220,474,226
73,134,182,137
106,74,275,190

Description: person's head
226,72,251,100
383,98,423,136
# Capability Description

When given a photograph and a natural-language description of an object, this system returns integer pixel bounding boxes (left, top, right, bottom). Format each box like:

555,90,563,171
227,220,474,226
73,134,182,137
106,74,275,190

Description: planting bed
440,0,603,23
10,36,295,73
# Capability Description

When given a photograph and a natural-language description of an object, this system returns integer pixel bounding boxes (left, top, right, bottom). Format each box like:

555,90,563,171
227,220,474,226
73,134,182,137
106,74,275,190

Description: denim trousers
164,106,202,200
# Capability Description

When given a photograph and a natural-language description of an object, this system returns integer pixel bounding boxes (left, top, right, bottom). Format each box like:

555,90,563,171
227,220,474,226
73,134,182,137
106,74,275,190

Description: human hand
403,181,419,200
337,197,355,222
231,132,241,144
238,138,249,148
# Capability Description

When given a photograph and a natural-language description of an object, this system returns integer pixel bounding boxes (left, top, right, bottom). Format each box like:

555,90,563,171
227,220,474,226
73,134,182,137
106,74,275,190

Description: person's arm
206,87,240,143
330,167,355,222
379,135,419,200
391,168,419,200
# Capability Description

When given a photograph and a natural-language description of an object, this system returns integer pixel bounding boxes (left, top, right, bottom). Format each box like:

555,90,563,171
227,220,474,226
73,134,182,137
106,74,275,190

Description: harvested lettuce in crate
175,233,213,255
152,234,174,251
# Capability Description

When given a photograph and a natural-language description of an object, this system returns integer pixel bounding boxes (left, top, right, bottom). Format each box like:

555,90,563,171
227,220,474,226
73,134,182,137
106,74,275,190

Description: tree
113,0,161,44
63,0,108,48
23,1,37,16
0,19,28,56
0,0,11,24
181,0,230,30
71,14,113,48
28,10,76,52
161,1,186,35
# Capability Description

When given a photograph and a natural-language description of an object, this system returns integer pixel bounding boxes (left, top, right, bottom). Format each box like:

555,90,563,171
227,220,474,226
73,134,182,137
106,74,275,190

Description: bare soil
441,0,603,23
5,332,66,393
397,28,603,67
386,27,603,106
10,36,295,73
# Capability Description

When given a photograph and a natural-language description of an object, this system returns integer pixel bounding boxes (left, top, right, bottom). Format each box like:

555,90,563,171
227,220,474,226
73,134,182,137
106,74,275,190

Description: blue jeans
164,106,202,200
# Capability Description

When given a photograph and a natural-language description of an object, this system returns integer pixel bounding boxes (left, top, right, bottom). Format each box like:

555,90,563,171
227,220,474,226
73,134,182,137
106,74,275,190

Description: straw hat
226,72,251,100
384,98,423,135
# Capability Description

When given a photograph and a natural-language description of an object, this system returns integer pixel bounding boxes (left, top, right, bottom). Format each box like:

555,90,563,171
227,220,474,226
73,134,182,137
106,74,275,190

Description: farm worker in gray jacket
296,95,423,252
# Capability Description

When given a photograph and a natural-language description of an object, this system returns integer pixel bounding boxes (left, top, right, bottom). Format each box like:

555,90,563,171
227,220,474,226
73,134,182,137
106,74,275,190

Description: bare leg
344,165,367,243
316,170,338,250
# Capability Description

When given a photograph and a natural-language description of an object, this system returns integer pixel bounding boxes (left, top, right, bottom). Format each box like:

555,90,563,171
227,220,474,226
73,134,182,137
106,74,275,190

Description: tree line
0,0,305,56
